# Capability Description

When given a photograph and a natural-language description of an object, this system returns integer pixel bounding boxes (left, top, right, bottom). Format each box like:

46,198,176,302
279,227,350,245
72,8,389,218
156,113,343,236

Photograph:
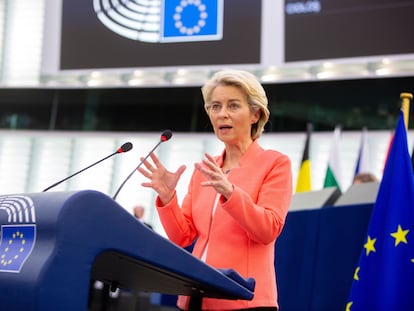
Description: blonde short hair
201,69,270,140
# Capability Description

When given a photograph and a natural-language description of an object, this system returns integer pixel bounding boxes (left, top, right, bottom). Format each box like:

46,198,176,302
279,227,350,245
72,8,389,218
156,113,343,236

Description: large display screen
284,0,414,62
59,0,261,70
41,0,414,80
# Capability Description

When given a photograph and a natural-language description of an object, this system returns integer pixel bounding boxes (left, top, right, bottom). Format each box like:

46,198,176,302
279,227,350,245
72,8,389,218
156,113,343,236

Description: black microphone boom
112,130,173,200
42,142,133,192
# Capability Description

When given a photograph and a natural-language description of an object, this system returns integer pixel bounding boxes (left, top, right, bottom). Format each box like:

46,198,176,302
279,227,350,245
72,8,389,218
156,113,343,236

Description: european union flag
161,0,223,42
0,225,36,273
346,111,414,310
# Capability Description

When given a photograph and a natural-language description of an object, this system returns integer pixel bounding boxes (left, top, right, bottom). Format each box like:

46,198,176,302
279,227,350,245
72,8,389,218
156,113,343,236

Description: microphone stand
112,130,172,200
112,141,162,200
42,142,133,192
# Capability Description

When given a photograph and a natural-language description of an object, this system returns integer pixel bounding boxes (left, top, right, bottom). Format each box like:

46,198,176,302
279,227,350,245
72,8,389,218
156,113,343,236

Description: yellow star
364,235,376,256
390,225,409,246
345,301,353,311
353,266,360,281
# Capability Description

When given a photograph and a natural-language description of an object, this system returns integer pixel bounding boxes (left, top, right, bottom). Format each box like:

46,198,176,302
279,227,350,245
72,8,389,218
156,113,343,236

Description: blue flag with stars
161,0,223,42
0,224,36,272
346,111,414,310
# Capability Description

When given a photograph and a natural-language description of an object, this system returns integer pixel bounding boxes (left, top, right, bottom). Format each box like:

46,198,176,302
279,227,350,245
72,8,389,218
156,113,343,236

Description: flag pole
400,92,413,130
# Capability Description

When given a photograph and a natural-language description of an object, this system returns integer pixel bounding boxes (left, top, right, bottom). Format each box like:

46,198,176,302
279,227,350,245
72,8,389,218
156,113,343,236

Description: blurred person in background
353,172,378,184
133,204,153,230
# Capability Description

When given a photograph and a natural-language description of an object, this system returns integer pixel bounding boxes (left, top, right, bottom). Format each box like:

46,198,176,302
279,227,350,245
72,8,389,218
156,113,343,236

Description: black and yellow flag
295,123,312,192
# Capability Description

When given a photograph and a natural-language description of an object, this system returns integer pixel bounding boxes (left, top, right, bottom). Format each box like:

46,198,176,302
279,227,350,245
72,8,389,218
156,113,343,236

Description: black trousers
181,308,277,311
184,297,277,311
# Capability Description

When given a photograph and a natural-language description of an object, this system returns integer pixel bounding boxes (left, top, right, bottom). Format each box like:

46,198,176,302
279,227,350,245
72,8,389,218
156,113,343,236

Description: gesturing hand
138,152,186,205
195,153,234,200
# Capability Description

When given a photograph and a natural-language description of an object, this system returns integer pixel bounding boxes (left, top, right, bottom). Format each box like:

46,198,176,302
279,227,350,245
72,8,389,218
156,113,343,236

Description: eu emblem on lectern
0,195,36,273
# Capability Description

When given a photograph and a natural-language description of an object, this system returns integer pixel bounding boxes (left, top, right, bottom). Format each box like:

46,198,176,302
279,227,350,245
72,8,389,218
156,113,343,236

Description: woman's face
208,84,260,145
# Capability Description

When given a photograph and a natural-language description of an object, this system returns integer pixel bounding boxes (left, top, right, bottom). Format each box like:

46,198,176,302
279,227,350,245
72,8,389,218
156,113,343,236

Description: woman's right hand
138,152,186,205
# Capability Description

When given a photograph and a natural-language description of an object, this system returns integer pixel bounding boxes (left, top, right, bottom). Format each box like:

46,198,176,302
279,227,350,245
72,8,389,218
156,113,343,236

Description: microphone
112,130,172,200
42,142,133,192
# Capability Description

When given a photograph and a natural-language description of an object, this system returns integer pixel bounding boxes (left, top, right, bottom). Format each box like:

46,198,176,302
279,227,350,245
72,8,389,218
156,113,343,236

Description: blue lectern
0,190,254,311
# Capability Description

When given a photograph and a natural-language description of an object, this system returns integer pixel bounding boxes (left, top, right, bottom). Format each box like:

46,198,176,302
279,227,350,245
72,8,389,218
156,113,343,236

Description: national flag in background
346,111,414,311
323,126,342,191
411,141,414,173
382,131,394,171
295,123,312,192
353,127,369,179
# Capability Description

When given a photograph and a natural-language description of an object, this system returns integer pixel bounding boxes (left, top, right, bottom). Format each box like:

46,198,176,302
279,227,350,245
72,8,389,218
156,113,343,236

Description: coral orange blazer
156,141,292,310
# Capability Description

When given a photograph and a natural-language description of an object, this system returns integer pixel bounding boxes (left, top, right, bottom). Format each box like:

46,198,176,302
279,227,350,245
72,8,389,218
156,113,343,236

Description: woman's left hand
195,153,234,199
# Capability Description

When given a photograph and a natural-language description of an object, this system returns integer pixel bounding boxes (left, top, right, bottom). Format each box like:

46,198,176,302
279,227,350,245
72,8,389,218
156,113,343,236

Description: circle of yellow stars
346,224,412,310
0,231,26,267
174,0,208,35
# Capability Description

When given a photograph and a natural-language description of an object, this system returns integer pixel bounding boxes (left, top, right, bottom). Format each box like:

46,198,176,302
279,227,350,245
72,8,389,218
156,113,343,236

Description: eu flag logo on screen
161,0,223,42
0,225,36,273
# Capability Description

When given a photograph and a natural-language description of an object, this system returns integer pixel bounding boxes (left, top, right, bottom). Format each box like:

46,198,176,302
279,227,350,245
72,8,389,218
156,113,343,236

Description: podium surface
0,190,254,311
289,186,341,211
